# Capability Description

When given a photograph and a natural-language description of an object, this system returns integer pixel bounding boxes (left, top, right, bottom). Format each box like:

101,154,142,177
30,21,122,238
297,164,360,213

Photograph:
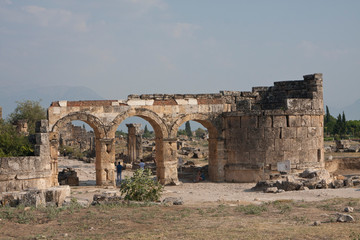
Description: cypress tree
185,121,192,137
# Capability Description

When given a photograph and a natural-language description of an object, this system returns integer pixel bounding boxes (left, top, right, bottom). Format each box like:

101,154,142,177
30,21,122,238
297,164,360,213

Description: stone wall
0,120,56,192
224,74,324,182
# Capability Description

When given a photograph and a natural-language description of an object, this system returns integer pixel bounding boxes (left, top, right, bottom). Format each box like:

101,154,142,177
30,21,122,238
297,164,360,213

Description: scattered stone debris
344,207,354,213
91,191,122,205
162,197,184,206
253,168,360,193
0,186,70,208
58,168,79,186
336,213,355,222
313,221,321,226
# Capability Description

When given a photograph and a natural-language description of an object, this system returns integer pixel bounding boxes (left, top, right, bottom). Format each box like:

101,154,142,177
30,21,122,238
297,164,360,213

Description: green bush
120,169,163,202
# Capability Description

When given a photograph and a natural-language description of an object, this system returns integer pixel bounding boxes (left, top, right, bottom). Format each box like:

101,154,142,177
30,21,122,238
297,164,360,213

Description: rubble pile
254,168,360,193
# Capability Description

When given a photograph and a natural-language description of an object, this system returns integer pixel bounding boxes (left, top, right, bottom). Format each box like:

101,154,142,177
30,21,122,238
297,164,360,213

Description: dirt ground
58,157,360,206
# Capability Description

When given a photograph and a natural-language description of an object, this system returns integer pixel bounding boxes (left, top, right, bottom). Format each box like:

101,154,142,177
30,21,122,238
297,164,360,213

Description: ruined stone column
95,137,116,186
208,137,226,182
49,132,59,186
126,124,143,163
157,138,179,184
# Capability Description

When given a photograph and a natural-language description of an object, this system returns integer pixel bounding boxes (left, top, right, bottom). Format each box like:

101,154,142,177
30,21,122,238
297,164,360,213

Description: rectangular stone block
235,151,250,163
241,116,257,128
282,127,296,139
307,127,317,138
288,115,302,127
258,116,272,128
247,128,264,139
301,115,311,127
311,115,321,127
275,139,293,151
264,127,281,139
296,127,307,139
273,116,287,128
258,138,275,151
284,151,299,164
249,151,266,164
265,150,285,165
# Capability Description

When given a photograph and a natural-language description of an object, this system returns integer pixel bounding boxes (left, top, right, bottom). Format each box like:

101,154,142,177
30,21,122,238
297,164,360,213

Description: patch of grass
292,215,309,224
272,200,293,214
235,204,268,215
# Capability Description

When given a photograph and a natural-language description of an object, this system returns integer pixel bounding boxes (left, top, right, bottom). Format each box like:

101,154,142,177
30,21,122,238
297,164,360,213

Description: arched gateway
48,73,324,186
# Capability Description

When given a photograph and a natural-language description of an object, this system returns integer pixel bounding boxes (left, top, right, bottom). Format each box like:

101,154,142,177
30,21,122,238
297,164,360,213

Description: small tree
185,121,192,137
195,127,206,138
120,169,163,202
8,100,46,134
143,125,151,138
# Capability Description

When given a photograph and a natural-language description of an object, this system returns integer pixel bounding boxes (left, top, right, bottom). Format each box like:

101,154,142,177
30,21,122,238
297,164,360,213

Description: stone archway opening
171,115,221,182
111,110,168,183
176,120,210,182
57,120,97,186
114,116,156,180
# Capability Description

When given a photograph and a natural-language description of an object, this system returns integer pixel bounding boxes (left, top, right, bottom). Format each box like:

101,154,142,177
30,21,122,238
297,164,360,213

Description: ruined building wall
0,120,56,192
223,73,324,182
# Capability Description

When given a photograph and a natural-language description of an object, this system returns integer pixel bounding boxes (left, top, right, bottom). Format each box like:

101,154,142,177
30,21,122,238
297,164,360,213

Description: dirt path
59,157,360,206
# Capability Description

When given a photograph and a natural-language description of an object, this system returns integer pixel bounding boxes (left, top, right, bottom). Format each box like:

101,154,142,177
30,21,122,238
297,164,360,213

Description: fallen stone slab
337,213,355,222
162,197,184,205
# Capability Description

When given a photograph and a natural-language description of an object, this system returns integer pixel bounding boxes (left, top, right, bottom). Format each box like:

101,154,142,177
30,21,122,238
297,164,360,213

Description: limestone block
35,120,49,133
284,151,299,164
273,116,287,128
258,116,272,128
275,139,293,151
258,138,275,151
296,127,307,139
247,128,264,139
226,116,240,130
241,116,257,128
307,149,319,163
36,133,49,145
265,150,285,166
288,115,302,127
45,186,71,206
249,151,266,163
235,151,250,163
264,127,281,139
282,127,296,139
301,115,311,127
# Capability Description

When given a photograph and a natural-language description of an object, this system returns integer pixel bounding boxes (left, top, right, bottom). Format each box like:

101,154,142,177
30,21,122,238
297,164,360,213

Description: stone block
35,120,49,133
284,151,299,164
273,116,287,128
301,115,311,127
258,138,275,151
296,127,308,139
275,139,293,151
282,127,296,139
247,128,264,139
264,127,281,139
288,115,301,127
249,151,266,163
265,150,285,165
241,116,257,128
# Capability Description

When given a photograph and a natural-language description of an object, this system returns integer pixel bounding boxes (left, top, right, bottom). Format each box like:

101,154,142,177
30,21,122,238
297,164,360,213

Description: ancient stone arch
47,73,324,186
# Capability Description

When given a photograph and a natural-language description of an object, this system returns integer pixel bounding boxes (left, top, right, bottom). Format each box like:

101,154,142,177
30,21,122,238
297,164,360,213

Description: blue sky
1,0,360,110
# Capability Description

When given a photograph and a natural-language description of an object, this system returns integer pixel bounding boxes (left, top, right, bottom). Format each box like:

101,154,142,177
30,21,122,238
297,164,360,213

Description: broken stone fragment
337,213,355,222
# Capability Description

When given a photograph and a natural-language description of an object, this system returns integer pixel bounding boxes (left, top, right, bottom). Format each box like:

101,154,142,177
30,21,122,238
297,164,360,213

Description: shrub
120,169,163,202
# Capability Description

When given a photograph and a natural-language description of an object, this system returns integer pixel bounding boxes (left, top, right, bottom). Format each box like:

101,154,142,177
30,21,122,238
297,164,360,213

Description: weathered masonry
47,73,324,185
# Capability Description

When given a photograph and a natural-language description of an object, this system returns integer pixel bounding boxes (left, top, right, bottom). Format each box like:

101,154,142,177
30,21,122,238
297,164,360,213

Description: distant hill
328,98,360,121
0,85,104,119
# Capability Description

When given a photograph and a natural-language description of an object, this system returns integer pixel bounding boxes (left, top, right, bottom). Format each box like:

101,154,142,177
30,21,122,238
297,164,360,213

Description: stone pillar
95,137,116,186
126,124,143,163
208,137,226,182
157,138,179,184
49,132,59,186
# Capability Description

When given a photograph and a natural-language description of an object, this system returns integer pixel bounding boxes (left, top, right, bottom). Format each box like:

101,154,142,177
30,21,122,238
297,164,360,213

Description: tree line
324,106,360,139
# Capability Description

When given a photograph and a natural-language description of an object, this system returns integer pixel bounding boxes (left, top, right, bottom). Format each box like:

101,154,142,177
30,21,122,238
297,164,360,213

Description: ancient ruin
42,73,324,186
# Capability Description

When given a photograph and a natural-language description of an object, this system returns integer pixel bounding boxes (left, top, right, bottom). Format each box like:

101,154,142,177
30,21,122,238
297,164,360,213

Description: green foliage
8,100,46,134
177,129,187,136
142,125,154,138
195,127,206,138
115,130,127,138
235,204,268,215
0,120,34,157
120,169,163,202
185,121,192,137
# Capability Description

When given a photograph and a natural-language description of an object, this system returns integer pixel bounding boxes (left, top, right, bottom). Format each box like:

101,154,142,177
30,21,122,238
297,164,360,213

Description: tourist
116,162,123,183
139,159,145,170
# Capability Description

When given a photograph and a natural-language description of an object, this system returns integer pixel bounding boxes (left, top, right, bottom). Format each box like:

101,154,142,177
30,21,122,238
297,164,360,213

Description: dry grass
1,198,360,240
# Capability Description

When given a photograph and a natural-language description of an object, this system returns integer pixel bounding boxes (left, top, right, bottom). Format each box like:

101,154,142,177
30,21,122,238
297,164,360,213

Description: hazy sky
1,0,360,109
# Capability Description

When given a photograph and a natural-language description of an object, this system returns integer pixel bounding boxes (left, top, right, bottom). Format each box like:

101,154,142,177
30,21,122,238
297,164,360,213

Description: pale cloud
159,55,176,70
298,40,348,60
172,23,201,39
125,0,167,16
22,5,89,32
